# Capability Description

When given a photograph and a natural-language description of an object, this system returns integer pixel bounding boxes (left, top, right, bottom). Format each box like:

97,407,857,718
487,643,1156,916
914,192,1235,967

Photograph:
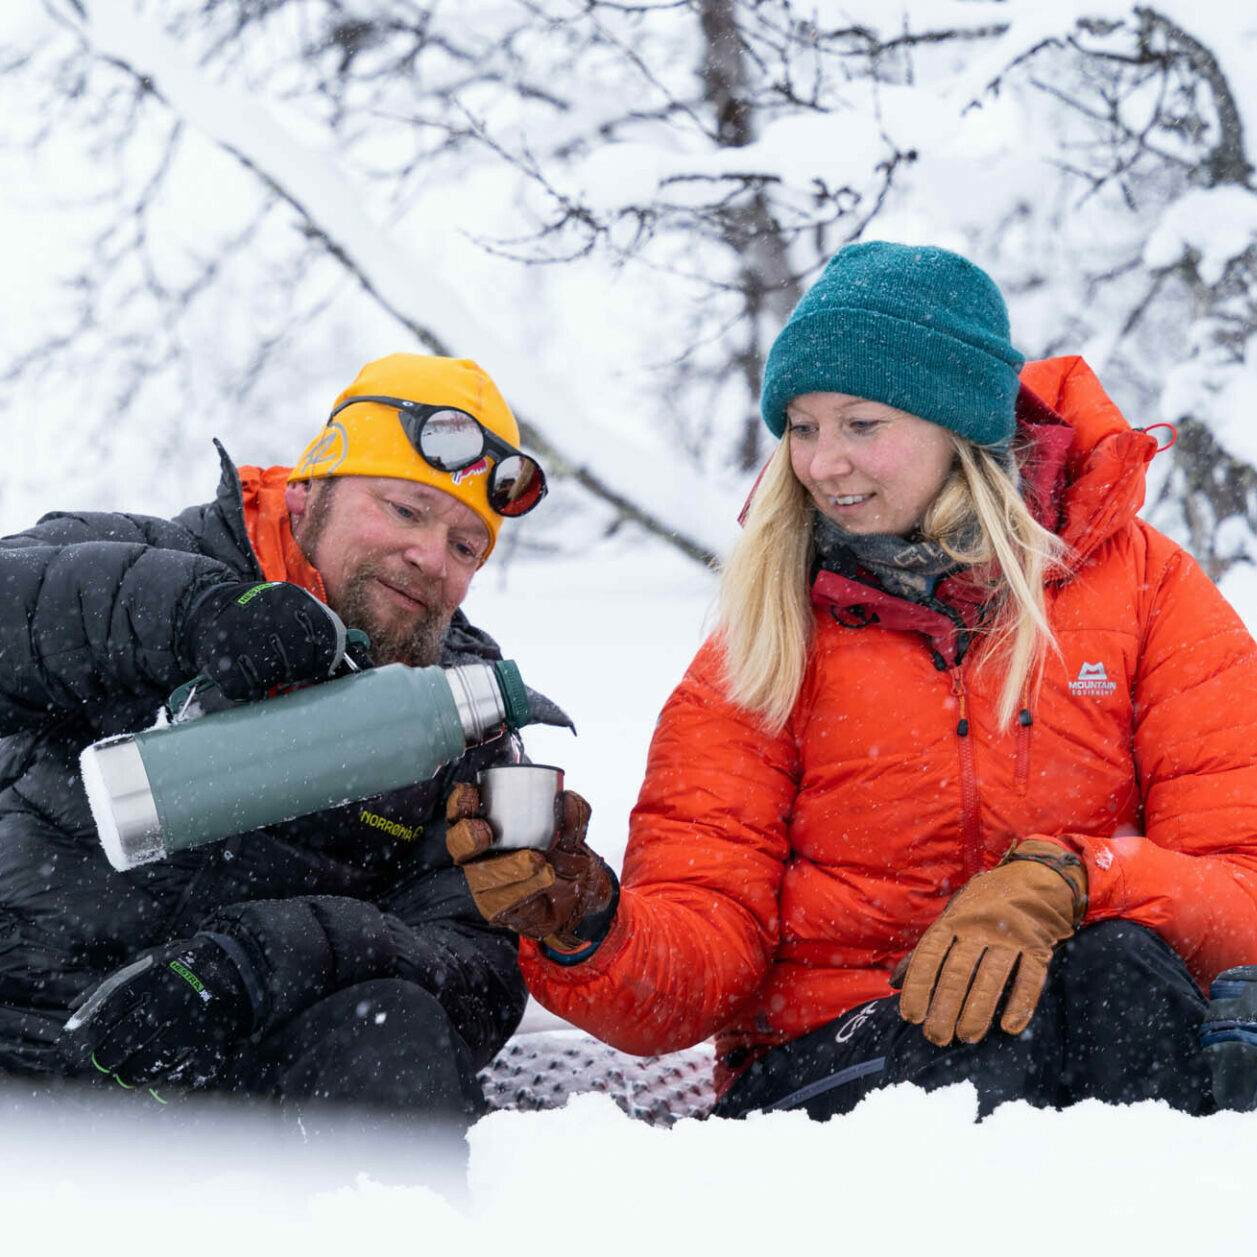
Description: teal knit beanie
760,242,1024,446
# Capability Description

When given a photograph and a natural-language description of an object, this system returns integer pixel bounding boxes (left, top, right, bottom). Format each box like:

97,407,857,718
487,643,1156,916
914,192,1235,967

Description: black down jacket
0,446,551,1077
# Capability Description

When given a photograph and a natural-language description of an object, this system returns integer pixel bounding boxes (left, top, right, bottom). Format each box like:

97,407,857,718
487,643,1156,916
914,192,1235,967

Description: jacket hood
1019,356,1158,561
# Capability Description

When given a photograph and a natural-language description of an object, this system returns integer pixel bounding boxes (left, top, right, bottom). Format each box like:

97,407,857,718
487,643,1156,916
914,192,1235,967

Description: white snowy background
3,0,1257,1249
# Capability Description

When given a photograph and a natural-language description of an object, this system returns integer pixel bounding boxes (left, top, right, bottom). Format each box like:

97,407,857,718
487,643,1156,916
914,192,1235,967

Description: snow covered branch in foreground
45,0,739,566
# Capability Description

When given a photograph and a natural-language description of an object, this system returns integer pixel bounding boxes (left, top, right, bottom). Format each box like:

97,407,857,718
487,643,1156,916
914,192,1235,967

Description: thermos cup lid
494,660,532,730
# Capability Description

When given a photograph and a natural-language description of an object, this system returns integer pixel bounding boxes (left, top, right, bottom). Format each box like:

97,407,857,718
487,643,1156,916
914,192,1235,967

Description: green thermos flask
80,660,531,871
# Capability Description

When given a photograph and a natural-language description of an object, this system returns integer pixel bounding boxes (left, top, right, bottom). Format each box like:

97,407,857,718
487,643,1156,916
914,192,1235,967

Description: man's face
286,475,490,667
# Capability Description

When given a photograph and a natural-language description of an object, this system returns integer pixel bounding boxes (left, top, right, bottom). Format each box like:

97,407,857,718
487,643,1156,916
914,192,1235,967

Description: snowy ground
10,1068,1257,1256
2,535,1257,1249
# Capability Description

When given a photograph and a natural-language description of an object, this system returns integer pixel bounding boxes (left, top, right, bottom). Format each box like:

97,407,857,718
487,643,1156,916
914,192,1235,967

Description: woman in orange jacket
447,242,1257,1116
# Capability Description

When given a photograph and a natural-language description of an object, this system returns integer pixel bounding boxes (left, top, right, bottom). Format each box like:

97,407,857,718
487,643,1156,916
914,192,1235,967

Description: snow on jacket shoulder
521,357,1257,1085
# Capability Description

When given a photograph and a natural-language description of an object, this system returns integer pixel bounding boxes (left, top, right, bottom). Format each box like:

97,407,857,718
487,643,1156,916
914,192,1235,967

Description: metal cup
476,764,564,850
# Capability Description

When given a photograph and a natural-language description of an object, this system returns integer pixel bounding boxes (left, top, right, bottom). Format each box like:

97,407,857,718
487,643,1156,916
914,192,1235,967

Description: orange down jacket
520,356,1257,1088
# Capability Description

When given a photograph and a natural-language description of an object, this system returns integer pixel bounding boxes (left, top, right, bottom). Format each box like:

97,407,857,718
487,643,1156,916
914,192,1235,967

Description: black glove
61,936,254,1087
181,580,347,701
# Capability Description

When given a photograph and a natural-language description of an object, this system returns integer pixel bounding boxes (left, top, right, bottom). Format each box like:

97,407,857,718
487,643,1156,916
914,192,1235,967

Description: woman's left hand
891,839,1088,1047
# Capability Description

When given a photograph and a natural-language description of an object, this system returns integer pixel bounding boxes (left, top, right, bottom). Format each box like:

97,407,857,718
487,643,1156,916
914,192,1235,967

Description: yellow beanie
289,354,520,558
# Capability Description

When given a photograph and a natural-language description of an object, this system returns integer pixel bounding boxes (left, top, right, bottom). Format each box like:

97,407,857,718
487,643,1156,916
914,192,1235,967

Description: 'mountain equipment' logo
1069,661,1117,698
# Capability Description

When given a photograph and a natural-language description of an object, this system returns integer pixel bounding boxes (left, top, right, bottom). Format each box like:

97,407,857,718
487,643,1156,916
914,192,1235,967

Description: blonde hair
716,432,1067,734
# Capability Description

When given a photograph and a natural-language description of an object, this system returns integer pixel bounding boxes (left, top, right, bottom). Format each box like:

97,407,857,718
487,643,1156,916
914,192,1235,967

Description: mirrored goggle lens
413,408,484,471
489,455,547,517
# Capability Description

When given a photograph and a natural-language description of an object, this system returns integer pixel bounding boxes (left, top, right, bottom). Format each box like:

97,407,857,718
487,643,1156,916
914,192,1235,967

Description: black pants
716,921,1214,1120
220,978,485,1128
25,980,483,1189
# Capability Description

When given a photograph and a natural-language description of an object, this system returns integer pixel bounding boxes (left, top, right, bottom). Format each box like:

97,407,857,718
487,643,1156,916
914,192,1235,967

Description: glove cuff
541,867,620,963
999,839,1088,927
570,864,620,943
178,582,240,670
196,931,264,1033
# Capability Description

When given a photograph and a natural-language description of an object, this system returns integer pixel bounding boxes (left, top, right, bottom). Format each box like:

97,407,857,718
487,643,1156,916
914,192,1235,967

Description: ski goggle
328,394,548,518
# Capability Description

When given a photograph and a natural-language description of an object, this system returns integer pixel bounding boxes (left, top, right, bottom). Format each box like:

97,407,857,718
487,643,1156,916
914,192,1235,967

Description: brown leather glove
445,783,616,952
892,839,1088,1047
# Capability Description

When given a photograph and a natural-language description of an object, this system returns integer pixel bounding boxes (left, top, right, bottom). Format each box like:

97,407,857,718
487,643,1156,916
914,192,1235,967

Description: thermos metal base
80,737,166,871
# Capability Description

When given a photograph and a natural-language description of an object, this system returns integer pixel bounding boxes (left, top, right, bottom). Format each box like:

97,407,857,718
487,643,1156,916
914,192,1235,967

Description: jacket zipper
1014,698,1033,797
951,667,982,881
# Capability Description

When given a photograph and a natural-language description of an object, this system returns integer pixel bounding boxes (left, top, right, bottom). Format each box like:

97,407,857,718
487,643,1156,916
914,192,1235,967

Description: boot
1200,965,1257,1112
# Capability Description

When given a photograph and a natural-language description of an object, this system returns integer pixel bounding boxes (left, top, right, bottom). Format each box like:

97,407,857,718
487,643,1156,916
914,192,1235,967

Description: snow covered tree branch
32,0,737,564
4,1,1257,580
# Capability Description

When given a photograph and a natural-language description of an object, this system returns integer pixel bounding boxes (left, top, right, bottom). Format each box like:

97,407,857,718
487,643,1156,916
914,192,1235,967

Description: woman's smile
788,392,956,536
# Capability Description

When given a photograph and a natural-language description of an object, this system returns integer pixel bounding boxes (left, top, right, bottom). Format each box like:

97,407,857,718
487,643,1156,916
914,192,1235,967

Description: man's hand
61,936,254,1087
893,839,1088,1047
446,784,617,952
180,580,347,701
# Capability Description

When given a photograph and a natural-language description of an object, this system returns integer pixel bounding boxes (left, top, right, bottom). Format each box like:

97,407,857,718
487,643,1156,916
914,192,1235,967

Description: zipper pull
952,670,969,736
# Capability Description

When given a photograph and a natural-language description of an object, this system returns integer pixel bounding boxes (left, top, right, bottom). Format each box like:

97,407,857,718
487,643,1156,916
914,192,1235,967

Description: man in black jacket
0,353,558,1128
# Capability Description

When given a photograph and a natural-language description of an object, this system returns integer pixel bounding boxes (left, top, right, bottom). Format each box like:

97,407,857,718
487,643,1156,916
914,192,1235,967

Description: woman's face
787,392,956,537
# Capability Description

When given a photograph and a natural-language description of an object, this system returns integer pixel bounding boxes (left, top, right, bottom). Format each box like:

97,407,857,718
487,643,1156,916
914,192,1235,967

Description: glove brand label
168,959,213,1003
236,582,280,606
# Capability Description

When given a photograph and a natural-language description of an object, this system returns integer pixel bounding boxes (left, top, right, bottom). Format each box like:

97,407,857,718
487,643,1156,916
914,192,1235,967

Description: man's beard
292,479,452,668
332,560,452,667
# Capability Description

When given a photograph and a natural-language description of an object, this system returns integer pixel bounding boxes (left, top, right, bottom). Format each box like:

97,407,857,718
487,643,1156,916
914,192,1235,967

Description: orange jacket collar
237,465,327,602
